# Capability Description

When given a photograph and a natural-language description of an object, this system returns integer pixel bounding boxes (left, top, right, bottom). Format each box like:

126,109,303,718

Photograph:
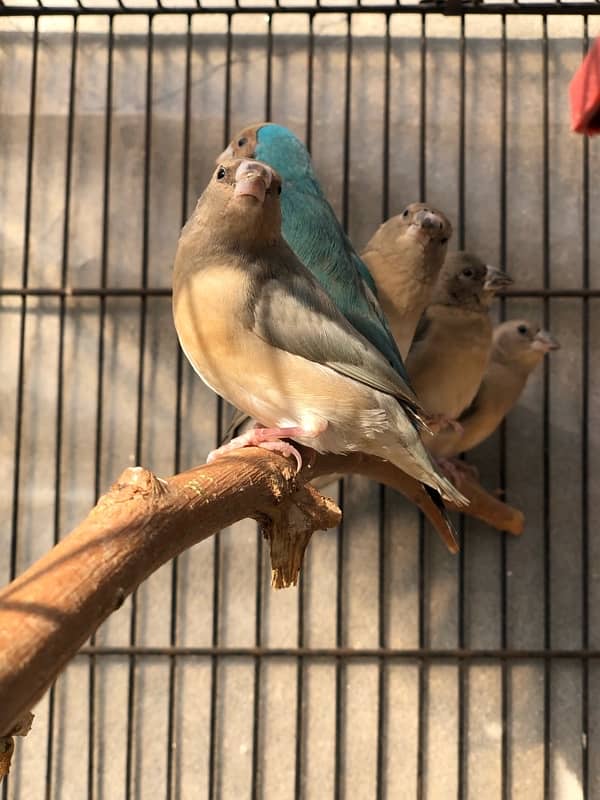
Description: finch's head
217,124,261,163
398,203,452,249
218,122,313,183
185,158,283,251
492,319,560,371
364,202,452,284
434,251,491,308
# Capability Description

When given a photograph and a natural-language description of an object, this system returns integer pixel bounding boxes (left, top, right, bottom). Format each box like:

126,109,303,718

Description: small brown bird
429,319,560,459
361,203,453,358
172,157,467,511
482,264,514,308
405,251,513,429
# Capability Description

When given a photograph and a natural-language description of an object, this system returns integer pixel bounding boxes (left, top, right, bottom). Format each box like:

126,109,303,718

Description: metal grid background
1,4,600,799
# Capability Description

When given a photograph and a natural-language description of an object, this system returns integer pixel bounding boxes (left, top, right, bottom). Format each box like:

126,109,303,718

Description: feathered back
254,123,411,387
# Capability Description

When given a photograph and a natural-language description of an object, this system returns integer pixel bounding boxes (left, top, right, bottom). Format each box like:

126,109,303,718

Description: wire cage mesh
1,2,600,798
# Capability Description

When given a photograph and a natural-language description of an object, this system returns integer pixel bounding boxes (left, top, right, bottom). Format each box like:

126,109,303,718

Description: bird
429,319,560,460
482,264,514,308
217,123,412,386
361,203,453,359
172,158,468,520
405,250,513,430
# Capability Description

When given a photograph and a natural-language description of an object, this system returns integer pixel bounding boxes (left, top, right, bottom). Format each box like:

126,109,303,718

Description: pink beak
217,144,234,162
233,160,272,203
531,329,560,353
407,209,446,244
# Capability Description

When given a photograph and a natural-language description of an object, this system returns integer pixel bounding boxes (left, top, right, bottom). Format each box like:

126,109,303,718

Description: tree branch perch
0,445,523,751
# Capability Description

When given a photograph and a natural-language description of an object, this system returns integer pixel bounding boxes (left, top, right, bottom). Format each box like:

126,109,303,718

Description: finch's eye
440,237,448,245
518,324,528,335
216,166,226,180
402,208,409,218
462,268,473,278
238,137,247,147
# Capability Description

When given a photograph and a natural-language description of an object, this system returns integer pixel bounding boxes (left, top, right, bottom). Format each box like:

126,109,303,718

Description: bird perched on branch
429,319,559,459
172,158,467,517
218,123,411,385
361,203,453,358
405,251,513,431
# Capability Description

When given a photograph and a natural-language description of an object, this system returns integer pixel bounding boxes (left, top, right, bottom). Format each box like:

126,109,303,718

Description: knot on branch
92,467,170,519
259,484,341,589
116,467,169,498
0,712,34,784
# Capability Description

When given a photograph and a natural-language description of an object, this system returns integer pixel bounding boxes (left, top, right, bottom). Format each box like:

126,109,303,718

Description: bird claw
255,440,303,471
437,457,478,487
207,425,311,472
425,415,464,435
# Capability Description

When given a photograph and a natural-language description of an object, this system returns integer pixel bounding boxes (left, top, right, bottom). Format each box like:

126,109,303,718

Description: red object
570,36,600,135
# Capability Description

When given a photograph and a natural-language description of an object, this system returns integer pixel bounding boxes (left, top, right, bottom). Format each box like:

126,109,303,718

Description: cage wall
1,6,600,799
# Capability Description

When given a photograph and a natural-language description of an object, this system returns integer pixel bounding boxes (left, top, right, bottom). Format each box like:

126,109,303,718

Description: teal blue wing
350,242,378,295
280,181,414,388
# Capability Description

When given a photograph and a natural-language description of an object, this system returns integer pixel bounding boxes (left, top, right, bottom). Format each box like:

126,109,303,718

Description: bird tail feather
422,485,460,554
430,470,469,507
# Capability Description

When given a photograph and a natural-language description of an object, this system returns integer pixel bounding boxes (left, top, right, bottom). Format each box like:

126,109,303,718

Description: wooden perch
307,451,524,541
0,451,339,738
0,445,523,747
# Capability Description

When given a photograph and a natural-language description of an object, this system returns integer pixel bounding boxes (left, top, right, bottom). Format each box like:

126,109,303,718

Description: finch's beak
217,144,234,163
532,329,560,352
408,209,447,244
414,209,444,231
484,265,513,291
233,160,272,203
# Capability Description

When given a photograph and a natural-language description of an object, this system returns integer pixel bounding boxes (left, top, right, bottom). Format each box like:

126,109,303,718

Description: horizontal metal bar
2,3,600,16
77,645,600,659
0,287,172,298
503,288,600,298
1,286,600,299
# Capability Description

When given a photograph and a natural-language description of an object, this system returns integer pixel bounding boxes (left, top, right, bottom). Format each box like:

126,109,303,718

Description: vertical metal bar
580,16,590,800
418,14,427,205
381,15,391,222
165,15,193,800
376,16,392,800
4,17,38,800
541,15,551,799
341,13,352,232
124,16,153,798
122,19,153,797
416,14,427,800
89,16,115,800
457,15,467,800
294,14,314,799
499,14,509,800
457,16,466,251
333,17,352,798
250,15,273,800
208,16,232,798
333,495,346,800
45,18,78,800
9,16,39,582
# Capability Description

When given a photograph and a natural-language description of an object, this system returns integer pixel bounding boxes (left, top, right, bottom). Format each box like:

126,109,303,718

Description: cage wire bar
0,3,599,799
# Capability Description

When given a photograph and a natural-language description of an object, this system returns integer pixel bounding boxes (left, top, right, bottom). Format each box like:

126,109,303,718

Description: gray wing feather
251,258,422,411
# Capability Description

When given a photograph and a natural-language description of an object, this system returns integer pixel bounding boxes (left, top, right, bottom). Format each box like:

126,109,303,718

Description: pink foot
253,440,303,471
426,414,464,435
207,421,327,472
437,457,477,487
